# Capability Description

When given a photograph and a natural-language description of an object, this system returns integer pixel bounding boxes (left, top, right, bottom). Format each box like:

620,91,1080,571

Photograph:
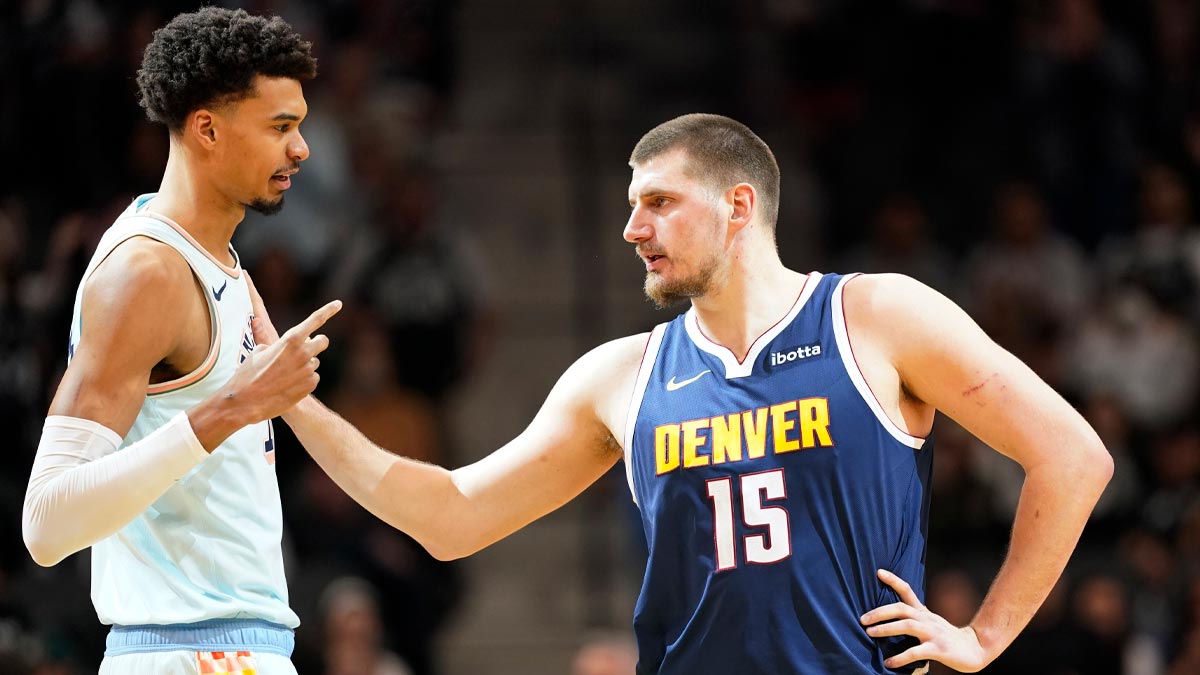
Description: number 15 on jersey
705,468,792,571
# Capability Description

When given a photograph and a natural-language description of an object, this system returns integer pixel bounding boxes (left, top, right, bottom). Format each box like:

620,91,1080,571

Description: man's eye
653,197,669,207
276,124,290,132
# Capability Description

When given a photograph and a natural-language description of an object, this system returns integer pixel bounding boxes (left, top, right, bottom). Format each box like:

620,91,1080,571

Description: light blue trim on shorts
105,618,294,657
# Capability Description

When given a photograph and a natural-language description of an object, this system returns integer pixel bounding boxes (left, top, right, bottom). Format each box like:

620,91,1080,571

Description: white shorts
99,649,298,674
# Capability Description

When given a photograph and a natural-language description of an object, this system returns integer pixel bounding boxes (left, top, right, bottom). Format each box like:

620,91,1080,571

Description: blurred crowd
4,0,1200,673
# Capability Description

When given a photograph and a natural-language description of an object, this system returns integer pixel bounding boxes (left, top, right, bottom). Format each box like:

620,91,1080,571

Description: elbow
1089,441,1115,488
22,499,68,567
421,535,478,562
414,522,485,562
427,544,466,562
1071,438,1114,502
23,528,65,568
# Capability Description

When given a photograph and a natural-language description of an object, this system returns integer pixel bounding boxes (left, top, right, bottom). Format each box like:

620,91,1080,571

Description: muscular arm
24,239,336,566
849,274,1113,670
279,334,645,561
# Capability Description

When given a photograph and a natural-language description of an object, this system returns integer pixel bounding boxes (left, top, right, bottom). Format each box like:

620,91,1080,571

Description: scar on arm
963,372,1000,399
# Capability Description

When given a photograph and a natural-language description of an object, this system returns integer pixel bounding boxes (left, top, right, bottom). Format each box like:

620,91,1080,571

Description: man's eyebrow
272,113,302,121
631,186,670,201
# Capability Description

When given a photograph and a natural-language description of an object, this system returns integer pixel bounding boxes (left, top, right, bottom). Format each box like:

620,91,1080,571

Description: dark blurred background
3,0,1200,673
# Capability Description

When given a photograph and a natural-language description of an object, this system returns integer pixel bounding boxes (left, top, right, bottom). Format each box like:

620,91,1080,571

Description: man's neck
690,254,808,362
147,150,244,266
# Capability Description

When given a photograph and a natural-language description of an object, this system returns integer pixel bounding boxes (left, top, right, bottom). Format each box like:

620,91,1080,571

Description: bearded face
625,149,736,309
638,224,728,308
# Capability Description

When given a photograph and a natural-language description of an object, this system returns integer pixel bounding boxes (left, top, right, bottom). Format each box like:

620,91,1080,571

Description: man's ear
727,183,757,235
188,109,218,148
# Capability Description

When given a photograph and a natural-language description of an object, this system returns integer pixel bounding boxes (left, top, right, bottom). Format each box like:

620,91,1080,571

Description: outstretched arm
249,275,642,560
851,274,1112,672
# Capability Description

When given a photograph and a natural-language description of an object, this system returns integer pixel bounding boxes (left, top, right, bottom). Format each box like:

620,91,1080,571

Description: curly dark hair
137,7,317,132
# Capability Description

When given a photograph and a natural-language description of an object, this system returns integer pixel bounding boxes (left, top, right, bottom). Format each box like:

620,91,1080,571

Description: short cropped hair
630,114,781,228
137,7,317,132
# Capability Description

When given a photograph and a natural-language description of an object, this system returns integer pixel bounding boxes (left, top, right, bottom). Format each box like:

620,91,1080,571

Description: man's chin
645,276,697,310
247,196,285,216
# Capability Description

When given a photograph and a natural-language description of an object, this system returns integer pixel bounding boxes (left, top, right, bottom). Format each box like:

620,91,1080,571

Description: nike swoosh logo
666,370,711,392
213,280,228,301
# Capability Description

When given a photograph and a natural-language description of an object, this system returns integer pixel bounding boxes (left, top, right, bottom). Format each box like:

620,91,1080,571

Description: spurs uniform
68,194,297,675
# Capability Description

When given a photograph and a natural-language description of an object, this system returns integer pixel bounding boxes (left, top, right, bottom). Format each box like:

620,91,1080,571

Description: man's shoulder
841,273,940,320
79,235,199,348
838,273,964,363
86,235,193,297
574,332,657,381
554,331,657,420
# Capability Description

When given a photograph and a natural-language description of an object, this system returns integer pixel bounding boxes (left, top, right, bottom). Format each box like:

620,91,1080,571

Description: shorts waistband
105,618,294,657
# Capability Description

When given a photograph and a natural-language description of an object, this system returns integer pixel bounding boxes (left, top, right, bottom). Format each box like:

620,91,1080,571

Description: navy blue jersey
623,272,933,675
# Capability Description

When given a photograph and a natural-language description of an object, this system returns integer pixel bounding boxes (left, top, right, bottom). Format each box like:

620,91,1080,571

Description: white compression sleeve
22,412,209,566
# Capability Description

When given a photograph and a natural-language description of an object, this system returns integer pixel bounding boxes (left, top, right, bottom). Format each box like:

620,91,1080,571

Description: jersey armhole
622,323,668,505
831,274,926,450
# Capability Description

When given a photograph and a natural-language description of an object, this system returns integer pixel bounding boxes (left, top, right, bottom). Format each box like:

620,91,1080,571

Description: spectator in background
1100,162,1200,322
1067,285,1200,430
1146,0,1200,164
839,192,954,294
964,181,1091,387
319,577,414,675
1170,577,1200,674
1141,425,1200,537
1120,528,1177,673
0,198,41,518
1017,0,1144,246
570,634,638,675
328,316,440,464
325,159,489,403
1068,573,1136,675
0,567,39,675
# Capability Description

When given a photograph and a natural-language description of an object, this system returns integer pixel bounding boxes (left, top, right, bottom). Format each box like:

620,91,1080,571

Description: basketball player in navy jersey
252,114,1112,673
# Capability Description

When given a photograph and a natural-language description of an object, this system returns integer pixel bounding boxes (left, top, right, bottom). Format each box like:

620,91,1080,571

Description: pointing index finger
286,300,343,340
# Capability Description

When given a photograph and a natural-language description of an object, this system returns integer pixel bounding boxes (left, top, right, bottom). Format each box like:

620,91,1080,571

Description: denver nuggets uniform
624,272,933,674
69,194,296,669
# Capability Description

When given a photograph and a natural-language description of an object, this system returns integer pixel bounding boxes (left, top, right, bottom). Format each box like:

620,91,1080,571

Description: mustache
635,246,666,259
272,164,300,175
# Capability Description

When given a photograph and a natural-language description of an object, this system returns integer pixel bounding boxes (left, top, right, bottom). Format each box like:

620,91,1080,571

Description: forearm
282,397,470,559
22,413,209,566
970,448,1112,659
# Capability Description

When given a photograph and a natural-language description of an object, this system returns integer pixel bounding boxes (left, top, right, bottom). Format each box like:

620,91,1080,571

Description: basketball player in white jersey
251,114,1113,673
21,8,339,674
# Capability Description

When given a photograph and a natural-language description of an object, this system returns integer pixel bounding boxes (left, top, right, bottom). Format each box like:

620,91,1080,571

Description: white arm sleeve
22,412,209,567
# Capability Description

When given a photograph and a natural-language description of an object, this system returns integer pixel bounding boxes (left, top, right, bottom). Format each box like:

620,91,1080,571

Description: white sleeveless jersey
69,194,297,628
